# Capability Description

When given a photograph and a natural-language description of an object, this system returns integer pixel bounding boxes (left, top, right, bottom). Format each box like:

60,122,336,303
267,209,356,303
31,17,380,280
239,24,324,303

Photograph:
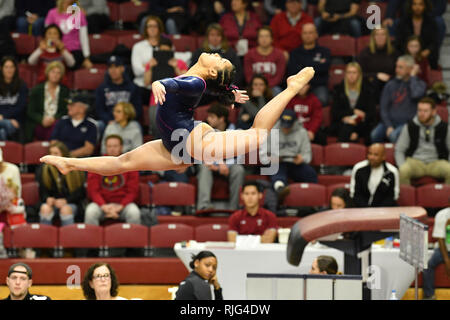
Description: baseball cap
280,109,296,128
8,263,32,279
107,55,124,67
66,92,90,106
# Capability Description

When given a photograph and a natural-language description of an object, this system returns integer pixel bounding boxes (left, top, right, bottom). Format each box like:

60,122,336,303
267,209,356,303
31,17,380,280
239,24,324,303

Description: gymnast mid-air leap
40,53,315,175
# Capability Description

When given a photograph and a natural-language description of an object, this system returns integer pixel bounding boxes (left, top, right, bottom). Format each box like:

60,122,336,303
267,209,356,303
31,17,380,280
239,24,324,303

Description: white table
174,242,429,300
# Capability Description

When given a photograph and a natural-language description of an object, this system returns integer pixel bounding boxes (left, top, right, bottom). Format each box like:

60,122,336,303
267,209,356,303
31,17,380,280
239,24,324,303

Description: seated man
84,134,141,226
350,143,399,207
270,109,318,202
4,263,51,300
196,103,245,211
395,97,450,185
315,0,362,37
422,204,450,300
50,93,97,158
227,181,278,243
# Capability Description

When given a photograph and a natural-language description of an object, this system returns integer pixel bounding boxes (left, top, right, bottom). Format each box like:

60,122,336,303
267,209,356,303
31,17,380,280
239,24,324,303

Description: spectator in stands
37,141,85,226
190,23,244,92
422,204,450,300
405,35,430,86
4,263,51,300
96,55,142,135
190,0,226,35
219,0,262,56
395,0,439,69
244,26,286,96
227,181,278,243
132,16,164,104
82,262,126,300
395,97,450,185
329,187,353,210
269,109,318,202
141,0,190,35
175,251,223,300
197,103,245,211
100,102,143,155
50,92,97,158
15,0,55,36
370,55,427,143
0,56,28,141
330,62,376,144
286,82,325,145
357,26,398,98
0,0,15,33
237,74,272,130
28,24,76,87
287,23,331,106
85,135,141,226
309,255,338,275
45,0,93,70
0,148,21,198
315,0,362,37
350,143,399,207
78,0,111,34
25,61,69,142
270,0,314,53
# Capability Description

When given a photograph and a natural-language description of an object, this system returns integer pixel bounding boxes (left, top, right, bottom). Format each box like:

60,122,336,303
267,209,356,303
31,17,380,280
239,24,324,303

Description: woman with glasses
82,263,127,300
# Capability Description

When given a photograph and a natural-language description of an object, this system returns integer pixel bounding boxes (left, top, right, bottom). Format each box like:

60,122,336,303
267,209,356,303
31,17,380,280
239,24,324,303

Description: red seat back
328,65,346,90
73,67,106,90
152,182,195,206
383,143,396,165
104,223,149,248
398,185,416,206
59,224,103,248
149,223,194,248
0,141,23,165
11,33,36,56
283,183,327,207
310,143,323,167
24,141,50,165
195,224,229,242
168,34,198,52
116,33,143,49
318,35,356,57
22,182,40,206
89,34,117,55
356,35,371,55
119,1,149,23
12,224,58,248
324,143,367,166
416,184,450,208
137,182,151,206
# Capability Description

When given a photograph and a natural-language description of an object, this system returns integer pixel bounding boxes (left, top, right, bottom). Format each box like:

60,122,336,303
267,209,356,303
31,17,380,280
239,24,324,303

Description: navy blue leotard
156,76,207,157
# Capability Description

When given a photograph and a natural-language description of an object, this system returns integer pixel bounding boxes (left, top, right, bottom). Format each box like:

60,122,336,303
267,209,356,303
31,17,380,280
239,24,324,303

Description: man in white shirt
422,205,450,300
350,143,399,207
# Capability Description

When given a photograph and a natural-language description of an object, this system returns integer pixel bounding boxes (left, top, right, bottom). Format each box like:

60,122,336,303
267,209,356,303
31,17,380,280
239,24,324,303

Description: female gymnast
40,53,315,175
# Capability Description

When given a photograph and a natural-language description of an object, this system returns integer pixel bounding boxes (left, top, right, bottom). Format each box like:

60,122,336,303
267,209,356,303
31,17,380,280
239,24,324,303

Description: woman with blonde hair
100,102,143,155
330,62,375,144
25,61,69,142
37,141,85,226
357,26,398,96
45,0,92,70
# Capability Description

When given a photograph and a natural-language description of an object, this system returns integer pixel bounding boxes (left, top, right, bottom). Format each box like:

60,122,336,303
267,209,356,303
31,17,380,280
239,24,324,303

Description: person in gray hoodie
371,55,427,143
395,97,450,185
269,109,317,202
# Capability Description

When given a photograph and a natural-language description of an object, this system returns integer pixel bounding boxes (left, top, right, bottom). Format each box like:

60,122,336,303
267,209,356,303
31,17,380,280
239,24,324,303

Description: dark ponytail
205,65,237,105
189,251,217,269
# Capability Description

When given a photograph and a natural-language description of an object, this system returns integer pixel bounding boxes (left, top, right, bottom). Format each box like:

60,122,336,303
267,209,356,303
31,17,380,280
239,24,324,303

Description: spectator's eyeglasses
93,273,110,280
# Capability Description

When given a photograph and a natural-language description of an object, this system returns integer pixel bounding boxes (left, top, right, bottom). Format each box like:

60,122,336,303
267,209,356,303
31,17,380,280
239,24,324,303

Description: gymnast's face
199,52,233,76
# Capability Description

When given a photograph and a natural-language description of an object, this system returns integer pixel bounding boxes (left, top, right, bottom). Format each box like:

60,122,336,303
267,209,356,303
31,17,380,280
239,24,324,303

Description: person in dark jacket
330,62,375,144
350,143,399,207
0,56,28,141
95,55,142,136
175,251,223,300
15,0,55,36
37,141,85,226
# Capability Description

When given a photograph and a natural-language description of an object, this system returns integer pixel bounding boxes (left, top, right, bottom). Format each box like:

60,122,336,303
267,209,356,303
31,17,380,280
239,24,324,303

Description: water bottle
389,289,398,300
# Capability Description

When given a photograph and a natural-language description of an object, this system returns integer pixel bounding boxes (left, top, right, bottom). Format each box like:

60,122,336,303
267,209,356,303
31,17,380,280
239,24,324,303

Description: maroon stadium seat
195,224,229,242
328,65,346,90
321,105,331,128
11,224,58,249
0,141,23,165
137,182,151,207
324,143,366,166
356,35,370,55
89,34,117,55
318,35,356,57
20,173,35,184
383,143,396,165
428,69,443,87
104,223,149,248
59,224,103,249
18,64,37,88
416,184,450,208
107,1,120,22
283,183,327,207
168,34,198,52
310,143,323,167
116,33,143,49
436,106,448,123
149,223,194,248
398,185,416,207
119,1,149,23
73,67,106,90
318,174,351,186
22,182,40,206
24,141,50,165
152,182,196,207
11,33,36,56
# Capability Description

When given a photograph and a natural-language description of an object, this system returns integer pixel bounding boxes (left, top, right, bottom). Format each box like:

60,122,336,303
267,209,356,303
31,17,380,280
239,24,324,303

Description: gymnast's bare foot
40,155,74,175
287,67,315,93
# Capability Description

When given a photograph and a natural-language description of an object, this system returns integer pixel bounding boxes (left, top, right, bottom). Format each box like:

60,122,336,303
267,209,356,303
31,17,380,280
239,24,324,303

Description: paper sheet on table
235,235,261,248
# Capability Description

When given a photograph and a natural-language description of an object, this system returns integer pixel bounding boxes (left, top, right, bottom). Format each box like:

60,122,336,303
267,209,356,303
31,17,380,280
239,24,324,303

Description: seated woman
405,35,430,86
37,141,85,226
330,62,375,144
25,61,69,142
28,24,76,86
41,53,315,179
175,251,222,300
44,0,92,69
309,255,339,275
82,263,127,300
0,57,28,141
237,74,272,130
100,102,143,155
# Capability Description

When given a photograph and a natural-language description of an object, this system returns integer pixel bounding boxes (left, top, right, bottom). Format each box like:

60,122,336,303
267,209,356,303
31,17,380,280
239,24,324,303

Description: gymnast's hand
232,90,249,108
152,81,166,105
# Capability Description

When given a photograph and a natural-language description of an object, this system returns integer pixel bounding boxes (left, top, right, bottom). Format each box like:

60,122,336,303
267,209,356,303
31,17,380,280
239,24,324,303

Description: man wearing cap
50,93,98,158
4,263,51,300
268,109,318,204
95,55,142,136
